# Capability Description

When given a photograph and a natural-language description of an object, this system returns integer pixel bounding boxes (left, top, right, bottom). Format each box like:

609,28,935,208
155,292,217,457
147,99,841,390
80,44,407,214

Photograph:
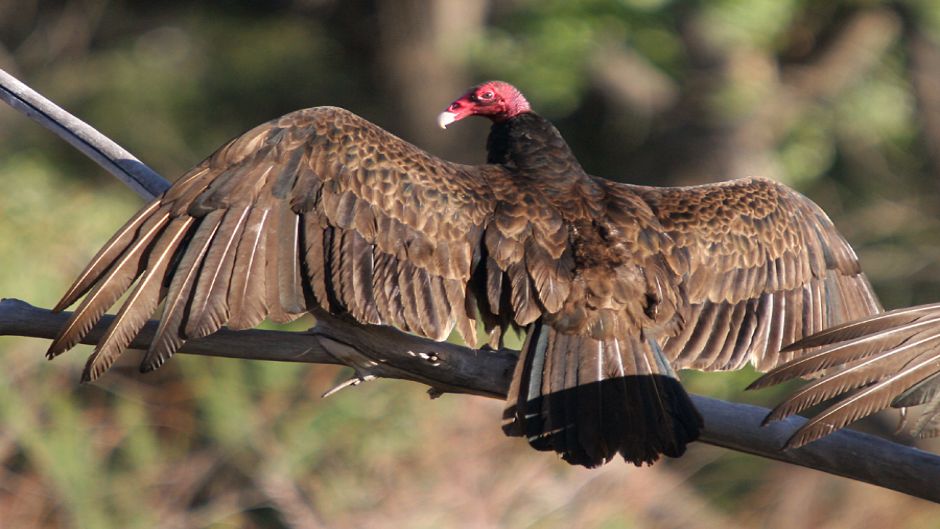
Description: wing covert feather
630,177,881,372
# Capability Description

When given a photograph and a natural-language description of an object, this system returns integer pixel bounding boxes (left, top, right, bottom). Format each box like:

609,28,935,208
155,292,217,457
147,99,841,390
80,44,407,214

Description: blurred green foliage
3,0,940,527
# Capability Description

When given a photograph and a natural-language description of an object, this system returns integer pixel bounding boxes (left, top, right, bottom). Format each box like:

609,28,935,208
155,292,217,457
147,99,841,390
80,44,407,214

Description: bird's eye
480,91,495,100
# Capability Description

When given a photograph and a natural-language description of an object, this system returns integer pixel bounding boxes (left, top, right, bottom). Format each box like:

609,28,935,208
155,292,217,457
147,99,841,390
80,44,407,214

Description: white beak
437,111,458,129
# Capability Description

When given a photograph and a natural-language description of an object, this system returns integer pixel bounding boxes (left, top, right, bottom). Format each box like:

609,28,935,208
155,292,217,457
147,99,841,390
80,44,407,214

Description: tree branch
3,298,940,502
0,68,169,200
2,67,940,503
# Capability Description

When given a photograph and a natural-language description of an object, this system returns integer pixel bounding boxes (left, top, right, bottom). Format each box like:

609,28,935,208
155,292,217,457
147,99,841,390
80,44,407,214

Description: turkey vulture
47,80,882,468
753,302,940,448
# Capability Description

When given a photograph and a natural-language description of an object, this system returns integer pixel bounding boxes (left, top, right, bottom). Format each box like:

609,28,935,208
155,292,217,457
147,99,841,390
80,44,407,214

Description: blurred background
2,0,940,527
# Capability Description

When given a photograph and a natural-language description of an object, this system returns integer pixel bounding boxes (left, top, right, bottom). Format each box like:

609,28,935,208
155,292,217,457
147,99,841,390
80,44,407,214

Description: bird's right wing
48,106,507,380
751,303,940,448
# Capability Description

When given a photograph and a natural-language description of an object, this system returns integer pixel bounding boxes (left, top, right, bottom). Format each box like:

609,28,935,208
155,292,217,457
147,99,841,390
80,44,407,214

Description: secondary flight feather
48,81,882,467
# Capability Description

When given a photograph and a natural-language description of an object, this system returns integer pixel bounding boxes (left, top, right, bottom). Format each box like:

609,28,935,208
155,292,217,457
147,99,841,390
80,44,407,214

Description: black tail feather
504,321,702,467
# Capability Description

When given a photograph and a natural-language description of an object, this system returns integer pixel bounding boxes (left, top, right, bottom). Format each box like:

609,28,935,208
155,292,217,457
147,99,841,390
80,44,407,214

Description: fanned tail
503,320,702,467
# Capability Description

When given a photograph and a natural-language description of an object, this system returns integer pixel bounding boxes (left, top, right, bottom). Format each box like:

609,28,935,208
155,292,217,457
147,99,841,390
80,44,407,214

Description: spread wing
629,177,882,372
47,107,517,379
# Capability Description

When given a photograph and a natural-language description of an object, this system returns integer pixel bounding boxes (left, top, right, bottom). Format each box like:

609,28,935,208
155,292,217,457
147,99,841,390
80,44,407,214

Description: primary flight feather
49,81,881,467
753,302,940,448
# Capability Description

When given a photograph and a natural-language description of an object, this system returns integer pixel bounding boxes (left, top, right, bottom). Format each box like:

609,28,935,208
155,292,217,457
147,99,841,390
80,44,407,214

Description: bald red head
438,81,532,129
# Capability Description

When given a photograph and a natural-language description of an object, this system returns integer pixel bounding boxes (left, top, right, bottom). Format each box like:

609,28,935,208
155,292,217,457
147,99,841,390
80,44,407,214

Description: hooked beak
437,97,474,130
437,111,458,129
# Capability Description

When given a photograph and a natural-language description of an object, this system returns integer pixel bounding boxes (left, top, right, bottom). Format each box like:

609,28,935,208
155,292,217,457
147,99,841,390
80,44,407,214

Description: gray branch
2,67,940,503
0,68,169,200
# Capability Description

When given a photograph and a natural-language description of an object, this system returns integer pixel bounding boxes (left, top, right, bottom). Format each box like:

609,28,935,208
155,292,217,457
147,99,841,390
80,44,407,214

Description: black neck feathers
486,113,586,178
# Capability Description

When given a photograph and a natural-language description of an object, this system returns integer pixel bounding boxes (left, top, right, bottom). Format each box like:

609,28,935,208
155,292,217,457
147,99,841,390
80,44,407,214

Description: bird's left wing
629,177,882,372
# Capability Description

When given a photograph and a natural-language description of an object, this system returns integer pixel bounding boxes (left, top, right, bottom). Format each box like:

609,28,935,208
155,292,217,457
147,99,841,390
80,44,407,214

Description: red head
438,81,531,129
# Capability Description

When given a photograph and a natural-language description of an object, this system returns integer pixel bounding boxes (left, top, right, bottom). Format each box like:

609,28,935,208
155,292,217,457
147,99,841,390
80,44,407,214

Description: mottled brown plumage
49,81,881,468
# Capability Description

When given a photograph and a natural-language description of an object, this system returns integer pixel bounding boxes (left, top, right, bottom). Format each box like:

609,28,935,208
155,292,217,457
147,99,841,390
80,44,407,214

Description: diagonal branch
2,67,940,503
0,68,169,200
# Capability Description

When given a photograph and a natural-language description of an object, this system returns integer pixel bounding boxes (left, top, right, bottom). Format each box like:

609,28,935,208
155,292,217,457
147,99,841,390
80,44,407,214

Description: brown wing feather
143,210,226,370
263,203,299,325
629,177,882,372
276,207,306,317
83,217,195,380
53,200,163,312
48,107,521,375
752,303,940,448
47,207,172,357
186,206,250,338
227,207,270,330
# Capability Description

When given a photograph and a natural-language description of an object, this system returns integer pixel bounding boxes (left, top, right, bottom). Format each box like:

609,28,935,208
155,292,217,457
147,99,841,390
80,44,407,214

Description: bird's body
49,82,882,467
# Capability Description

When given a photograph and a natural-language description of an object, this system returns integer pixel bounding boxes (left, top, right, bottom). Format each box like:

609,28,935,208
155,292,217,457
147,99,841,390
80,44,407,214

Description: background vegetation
3,0,940,527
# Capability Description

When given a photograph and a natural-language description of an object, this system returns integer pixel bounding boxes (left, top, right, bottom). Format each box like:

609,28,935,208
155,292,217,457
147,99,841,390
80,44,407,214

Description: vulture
753,302,940,449
47,80,882,468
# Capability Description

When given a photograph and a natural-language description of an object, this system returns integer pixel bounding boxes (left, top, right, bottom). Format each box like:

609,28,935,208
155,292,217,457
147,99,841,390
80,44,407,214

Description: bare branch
0,299,514,399
0,68,169,200
3,67,940,503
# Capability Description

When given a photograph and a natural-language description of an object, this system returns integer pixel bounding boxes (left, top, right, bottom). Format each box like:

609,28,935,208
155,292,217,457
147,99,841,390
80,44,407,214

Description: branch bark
2,67,940,503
